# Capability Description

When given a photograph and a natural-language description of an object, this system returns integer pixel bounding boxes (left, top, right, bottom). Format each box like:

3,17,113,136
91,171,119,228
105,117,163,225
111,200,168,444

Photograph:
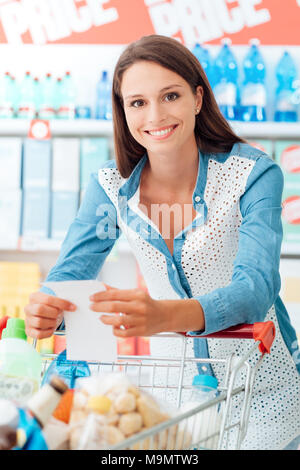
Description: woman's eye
129,93,179,108
165,92,179,102
131,99,144,108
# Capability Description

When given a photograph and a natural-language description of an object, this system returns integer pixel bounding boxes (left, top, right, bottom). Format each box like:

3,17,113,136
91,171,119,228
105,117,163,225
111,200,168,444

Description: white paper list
43,280,117,363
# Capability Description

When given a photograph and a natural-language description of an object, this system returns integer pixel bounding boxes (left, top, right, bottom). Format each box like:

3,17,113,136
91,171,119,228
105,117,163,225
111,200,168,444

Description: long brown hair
112,35,245,178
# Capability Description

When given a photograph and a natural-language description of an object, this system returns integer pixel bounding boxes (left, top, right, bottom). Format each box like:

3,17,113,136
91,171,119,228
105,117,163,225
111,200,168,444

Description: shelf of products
0,120,300,256
0,119,114,137
15,234,131,255
0,119,300,139
232,121,300,140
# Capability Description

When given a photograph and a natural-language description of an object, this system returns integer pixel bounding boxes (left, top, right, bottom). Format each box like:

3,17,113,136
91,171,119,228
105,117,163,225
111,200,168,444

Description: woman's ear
195,86,204,113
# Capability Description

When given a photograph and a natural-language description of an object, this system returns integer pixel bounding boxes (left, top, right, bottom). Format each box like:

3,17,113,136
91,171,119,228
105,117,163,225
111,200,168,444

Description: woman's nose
146,102,166,124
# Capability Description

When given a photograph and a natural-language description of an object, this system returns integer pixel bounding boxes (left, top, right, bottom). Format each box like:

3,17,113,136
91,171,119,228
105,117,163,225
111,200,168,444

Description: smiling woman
112,34,245,178
26,34,300,450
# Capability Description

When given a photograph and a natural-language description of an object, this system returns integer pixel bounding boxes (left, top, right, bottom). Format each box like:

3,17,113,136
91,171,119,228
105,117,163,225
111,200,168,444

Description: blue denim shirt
41,143,300,375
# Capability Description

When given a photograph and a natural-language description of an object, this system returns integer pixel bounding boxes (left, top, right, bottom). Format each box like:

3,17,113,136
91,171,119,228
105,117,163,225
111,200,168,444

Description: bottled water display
0,44,298,123
38,73,56,120
240,39,267,122
18,71,36,119
274,51,298,122
56,71,76,119
213,38,239,121
95,70,112,120
0,72,15,118
192,43,214,86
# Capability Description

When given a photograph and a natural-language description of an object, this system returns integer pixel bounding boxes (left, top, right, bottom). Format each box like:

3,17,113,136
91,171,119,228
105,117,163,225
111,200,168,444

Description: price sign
28,120,51,140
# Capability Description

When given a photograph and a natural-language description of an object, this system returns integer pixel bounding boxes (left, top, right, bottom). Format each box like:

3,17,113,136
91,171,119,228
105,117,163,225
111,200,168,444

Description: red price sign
28,119,51,140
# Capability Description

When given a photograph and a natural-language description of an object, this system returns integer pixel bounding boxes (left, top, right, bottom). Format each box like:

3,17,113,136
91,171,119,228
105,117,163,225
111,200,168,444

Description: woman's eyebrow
124,84,183,101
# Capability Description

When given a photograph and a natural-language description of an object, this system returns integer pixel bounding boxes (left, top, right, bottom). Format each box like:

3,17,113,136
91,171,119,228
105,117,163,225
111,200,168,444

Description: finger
26,315,57,331
112,326,142,338
100,314,139,328
102,283,115,291
89,301,138,315
90,288,146,302
25,303,63,320
29,292,77,311
25,326,55,340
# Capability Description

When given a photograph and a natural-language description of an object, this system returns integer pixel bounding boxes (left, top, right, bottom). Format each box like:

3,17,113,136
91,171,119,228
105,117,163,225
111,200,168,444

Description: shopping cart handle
184,321,275,354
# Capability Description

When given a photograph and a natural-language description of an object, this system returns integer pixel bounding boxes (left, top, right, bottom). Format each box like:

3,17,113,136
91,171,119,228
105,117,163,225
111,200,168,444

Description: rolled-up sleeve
40,170,121,295
190,157,284,336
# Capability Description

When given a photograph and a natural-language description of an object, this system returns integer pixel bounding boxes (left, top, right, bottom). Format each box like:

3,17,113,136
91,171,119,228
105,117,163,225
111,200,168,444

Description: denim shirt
41,142,300,375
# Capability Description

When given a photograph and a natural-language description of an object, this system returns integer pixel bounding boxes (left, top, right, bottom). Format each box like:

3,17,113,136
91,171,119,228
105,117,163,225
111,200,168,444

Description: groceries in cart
2,371,193,450
45,372,192,450
1,320,277,450
0,376,68,450
0,318,43,405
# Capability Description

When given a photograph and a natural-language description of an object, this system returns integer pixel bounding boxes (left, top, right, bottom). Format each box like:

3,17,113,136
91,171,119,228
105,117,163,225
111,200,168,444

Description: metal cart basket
39,321,275,451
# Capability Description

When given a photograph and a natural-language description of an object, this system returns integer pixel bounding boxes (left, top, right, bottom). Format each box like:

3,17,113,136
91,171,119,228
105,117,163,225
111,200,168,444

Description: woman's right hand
24,291,77,339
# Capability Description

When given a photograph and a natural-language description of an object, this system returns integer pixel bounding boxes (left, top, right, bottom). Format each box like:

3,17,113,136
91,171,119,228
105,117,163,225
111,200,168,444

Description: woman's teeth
148,125,176,136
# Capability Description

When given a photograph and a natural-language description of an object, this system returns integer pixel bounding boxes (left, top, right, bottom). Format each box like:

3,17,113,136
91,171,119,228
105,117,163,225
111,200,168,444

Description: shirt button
194,195,201,203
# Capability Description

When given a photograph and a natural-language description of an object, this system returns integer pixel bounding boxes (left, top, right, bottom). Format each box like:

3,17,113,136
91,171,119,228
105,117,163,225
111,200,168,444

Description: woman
25,35,300,449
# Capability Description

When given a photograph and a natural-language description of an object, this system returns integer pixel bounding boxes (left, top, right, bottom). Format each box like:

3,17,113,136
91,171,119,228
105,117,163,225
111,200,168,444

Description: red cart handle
184,321,275,354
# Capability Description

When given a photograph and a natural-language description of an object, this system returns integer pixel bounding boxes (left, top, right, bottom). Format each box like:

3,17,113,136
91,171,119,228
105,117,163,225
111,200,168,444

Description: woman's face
121,61,203,157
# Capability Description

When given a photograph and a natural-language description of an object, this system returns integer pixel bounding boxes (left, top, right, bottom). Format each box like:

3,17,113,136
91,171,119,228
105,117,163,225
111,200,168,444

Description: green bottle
0,318,42,405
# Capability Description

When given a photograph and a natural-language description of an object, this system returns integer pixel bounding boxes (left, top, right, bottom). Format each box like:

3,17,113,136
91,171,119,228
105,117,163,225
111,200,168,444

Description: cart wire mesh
37,323,275,450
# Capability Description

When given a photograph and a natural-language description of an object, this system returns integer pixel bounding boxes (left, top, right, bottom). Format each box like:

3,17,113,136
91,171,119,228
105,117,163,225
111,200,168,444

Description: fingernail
69,304,77,311
89,295,95,301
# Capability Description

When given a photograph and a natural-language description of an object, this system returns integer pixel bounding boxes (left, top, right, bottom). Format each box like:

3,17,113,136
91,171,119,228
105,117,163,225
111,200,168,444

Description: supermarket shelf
0,236,133,255
0,120,300,257
0,119,300,139
0,119,114,137
231,121,300,139
1,237,299,257
281,243,300,257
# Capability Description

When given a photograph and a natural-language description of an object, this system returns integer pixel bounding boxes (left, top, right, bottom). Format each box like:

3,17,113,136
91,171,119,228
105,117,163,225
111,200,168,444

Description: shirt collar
119,149,208,211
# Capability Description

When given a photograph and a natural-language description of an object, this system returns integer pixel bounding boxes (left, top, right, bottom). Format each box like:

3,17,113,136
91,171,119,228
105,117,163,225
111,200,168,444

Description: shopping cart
38,321,275,451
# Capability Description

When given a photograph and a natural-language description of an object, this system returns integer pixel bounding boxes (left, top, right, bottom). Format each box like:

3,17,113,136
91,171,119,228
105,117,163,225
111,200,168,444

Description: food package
42,417,70,450
68,373,191,450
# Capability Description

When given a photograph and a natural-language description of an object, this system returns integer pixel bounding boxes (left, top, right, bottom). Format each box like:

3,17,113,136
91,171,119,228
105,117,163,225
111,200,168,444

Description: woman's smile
144,124,179,140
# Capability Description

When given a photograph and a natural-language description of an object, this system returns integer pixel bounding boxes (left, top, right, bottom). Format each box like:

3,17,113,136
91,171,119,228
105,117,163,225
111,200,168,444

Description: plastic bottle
57,71,76,119
274,51,298,122
0,399,19,450
192,43,214,86
75,106,92,119
213,39,239,120
39,73,56,120
10,75,19,117
240,39,267,122
26,375,68,428
18,71,36,119
0,72,15,118
180,375,221,449
33,77,41,119
95,70,112,120
0,318,42,405
54,76,63,118
12,376,68,450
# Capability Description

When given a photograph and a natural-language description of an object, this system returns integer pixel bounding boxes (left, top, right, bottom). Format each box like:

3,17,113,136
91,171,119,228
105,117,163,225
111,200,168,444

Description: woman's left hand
89,285,170,337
